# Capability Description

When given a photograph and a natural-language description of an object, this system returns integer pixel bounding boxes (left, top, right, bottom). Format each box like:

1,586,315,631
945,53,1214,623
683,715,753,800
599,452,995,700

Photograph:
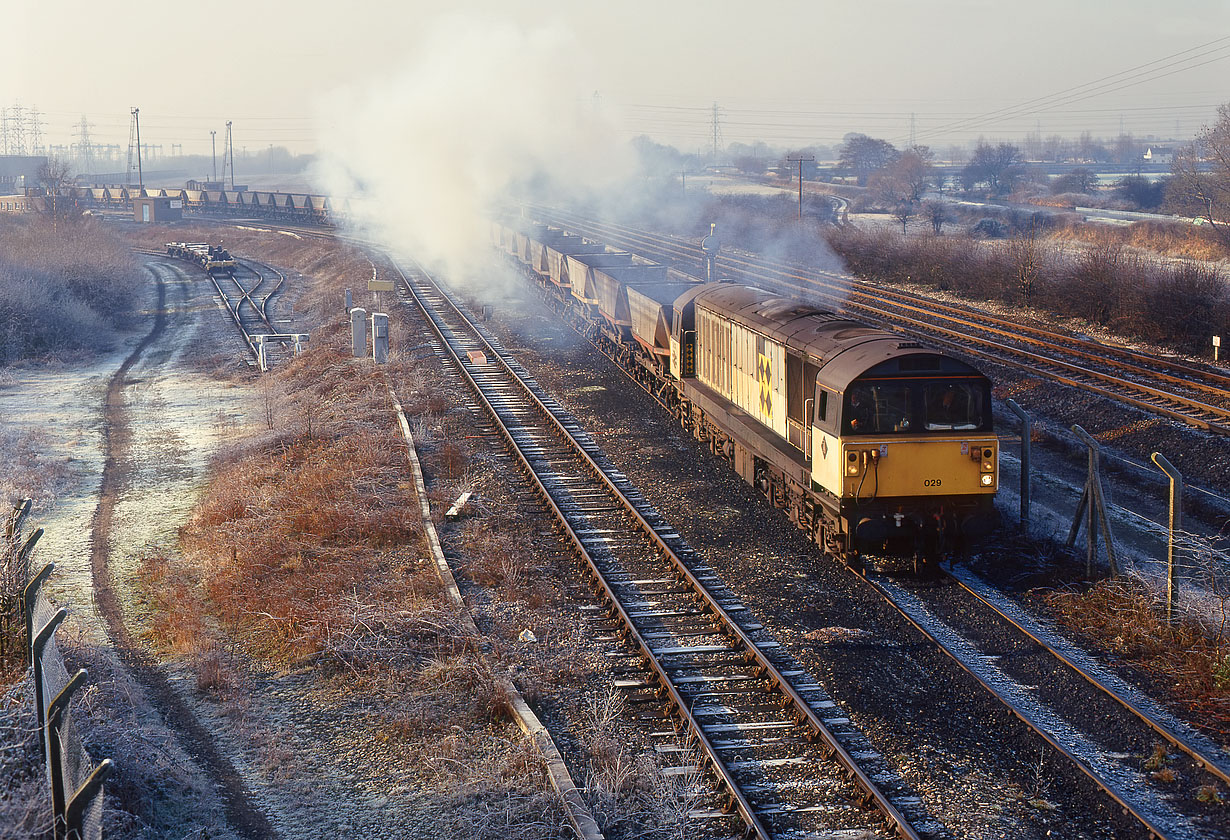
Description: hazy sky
6,0,1229,161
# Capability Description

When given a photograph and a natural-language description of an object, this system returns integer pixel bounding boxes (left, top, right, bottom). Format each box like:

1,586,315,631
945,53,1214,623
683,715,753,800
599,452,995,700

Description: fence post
31,607,67,774
24,562,54,666
1068,425,1119,577
64,760,113,840
1005,399,1031,527
1150,452,1183,624
47,669,87,839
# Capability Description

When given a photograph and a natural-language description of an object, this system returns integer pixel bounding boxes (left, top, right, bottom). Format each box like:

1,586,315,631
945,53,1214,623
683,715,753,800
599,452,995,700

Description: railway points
155,244,306,370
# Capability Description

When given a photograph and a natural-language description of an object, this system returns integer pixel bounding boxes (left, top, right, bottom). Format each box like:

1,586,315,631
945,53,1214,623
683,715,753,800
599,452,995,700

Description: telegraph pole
787,154,814,221
226,121,234,189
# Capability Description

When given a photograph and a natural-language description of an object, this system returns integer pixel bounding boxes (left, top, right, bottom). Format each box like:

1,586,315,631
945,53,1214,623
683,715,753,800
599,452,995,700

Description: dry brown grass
183,410,426,665
1040,575,1230,741
1059,219,1228,262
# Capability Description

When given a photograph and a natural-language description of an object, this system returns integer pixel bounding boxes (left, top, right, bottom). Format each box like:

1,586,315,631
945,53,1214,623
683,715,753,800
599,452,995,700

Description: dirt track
86,259,275,838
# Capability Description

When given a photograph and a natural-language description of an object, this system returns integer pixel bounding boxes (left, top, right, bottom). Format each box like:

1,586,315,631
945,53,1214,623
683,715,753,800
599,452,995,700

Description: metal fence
4,499,112,840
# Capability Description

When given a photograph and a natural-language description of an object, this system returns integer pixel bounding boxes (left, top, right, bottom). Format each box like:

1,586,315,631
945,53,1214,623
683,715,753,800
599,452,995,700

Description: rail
137,248,304,370
945,566,1230,788
864,564,1226,840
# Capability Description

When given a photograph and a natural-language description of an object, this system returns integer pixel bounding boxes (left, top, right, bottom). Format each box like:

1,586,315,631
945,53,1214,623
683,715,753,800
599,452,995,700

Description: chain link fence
4,499,111,840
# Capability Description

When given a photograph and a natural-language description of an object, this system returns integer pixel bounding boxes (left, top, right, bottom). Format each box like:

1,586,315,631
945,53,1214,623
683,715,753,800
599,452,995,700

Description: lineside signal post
1215,334,1221,363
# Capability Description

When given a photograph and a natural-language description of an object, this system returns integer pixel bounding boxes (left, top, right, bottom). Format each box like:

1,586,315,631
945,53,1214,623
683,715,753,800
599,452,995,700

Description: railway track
388,255,941,839
487,240,1229,839
527,208,1230,435
865,566,1225,840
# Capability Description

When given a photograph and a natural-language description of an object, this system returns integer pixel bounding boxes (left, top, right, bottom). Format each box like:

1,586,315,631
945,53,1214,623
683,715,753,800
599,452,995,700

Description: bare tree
37,157,74,191
838,134,900,186
1168,102,1230,248
1008,219,1046,303
1051,167,1098,195
1114,133,1140,166
896,146,935,202
921,200,950,235
37,157,76,228
962,142,1022,196
872,146,934,207
892,202,915,234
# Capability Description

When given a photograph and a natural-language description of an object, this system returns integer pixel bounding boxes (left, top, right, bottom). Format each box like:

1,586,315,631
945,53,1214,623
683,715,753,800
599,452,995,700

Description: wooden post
787,155,814,221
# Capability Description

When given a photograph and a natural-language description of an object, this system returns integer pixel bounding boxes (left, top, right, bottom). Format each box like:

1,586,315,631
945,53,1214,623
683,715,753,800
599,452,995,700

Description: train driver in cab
847,387,874,433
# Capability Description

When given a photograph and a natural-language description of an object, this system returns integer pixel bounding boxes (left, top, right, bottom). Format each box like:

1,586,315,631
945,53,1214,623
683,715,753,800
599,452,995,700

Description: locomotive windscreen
843,378,989,435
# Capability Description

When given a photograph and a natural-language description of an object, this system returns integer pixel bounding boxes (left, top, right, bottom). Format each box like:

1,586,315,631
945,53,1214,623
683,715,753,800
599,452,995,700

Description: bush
0,216,142,361
970,218,1008,238
826,226,1229,353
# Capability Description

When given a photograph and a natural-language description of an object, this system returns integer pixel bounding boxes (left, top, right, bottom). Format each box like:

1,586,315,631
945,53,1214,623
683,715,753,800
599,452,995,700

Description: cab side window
814,387,837,433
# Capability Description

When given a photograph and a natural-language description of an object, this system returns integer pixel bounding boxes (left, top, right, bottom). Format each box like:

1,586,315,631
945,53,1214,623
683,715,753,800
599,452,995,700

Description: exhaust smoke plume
310,16,634,284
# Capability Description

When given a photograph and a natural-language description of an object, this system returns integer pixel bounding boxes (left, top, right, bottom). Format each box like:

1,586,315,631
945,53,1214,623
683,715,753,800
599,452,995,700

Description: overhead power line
911,34,1230,144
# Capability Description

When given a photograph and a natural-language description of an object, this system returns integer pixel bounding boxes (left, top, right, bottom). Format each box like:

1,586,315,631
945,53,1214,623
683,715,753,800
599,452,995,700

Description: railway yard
3,207,1230,840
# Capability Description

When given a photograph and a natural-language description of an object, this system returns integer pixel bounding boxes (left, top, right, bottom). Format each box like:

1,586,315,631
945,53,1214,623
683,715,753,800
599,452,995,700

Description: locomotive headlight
981,473,995,486
981,447,995,473
846,451,861,476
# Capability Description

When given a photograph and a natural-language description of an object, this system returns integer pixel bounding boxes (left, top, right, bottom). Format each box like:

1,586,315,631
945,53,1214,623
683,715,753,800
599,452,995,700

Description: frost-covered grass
0,216,143,362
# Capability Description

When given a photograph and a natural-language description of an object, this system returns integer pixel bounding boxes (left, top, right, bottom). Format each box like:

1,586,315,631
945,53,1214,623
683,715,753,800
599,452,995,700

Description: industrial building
133,195,183,223
0,155,46,194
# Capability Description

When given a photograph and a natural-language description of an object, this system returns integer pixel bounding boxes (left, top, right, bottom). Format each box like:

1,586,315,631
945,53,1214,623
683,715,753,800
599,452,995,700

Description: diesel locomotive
493,218,998,566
